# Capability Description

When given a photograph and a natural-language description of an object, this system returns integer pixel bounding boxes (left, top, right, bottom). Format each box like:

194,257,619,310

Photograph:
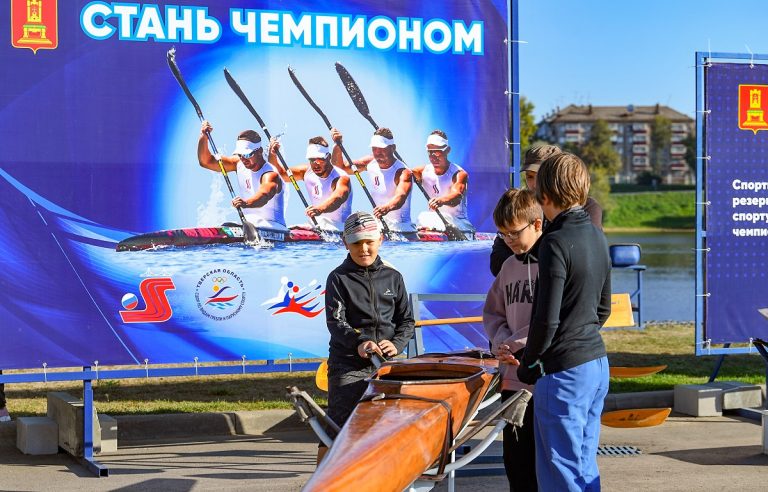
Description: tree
682,131,696,177
650,115,672,176
519,96,537,151
560,120,618,218
579,119,621,175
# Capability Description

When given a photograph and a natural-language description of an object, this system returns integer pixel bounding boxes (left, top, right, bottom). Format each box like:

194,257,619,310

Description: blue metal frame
509,0,520,188
695,51,768,356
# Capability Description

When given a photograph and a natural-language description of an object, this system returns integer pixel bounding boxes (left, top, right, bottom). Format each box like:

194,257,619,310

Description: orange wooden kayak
609,365,667,378
601,407,672,428
302,353,498,492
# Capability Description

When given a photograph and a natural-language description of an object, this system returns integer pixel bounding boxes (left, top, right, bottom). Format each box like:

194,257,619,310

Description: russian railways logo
11,0,58,53
262,276,325,318
119,277,176,323
195,269,246,321
738,84,768,134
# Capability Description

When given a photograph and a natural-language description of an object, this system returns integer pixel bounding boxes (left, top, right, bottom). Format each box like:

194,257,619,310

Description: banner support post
81,366,109,477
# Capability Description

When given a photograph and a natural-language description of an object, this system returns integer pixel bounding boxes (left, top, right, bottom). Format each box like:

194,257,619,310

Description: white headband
305,143,330,160
233,139,263,155
425,134,449,149
370,134,395,148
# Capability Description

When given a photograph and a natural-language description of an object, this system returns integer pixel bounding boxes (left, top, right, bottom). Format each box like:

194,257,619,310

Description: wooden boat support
294,352,532,492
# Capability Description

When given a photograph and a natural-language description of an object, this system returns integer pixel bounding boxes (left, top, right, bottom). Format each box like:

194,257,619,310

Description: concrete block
763,410,768,456
46,392,99,457
96,414,118,454
674,384,722,417
16,417,59,455
708,381,764,410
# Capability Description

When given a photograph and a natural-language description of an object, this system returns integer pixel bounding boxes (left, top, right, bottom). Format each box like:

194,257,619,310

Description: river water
606,231,695,323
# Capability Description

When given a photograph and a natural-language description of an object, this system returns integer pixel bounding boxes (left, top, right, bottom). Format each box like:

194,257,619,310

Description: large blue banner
1,1,511,369
704,62,768,344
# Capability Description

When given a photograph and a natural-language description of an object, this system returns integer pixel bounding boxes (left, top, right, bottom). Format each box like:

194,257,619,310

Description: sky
519,0,768,120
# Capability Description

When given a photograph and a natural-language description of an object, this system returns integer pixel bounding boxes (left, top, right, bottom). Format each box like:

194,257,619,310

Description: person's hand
427,197,444,211
372,205,390,219
268,137,281,154
378,340,397,358
497,343,520,365
201,120,213,135
358,340,383,358
232,196,248,209
306,205,322,218
331,128,343,144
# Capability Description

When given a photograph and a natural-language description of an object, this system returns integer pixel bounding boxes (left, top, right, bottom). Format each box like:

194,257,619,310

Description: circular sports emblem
195,269,246,321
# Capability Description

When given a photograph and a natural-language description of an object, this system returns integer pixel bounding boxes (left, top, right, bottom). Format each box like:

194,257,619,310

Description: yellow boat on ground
601,407,672,428
609,365,667,378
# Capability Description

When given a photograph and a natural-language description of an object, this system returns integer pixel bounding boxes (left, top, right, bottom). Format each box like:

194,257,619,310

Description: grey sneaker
0,407,10,422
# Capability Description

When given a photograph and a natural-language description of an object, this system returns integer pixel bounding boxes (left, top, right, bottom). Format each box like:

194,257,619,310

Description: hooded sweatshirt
483,249,538,392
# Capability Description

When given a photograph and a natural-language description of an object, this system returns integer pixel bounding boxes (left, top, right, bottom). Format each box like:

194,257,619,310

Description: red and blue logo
263,277,325,318
195,269,246,321
119,277,175,323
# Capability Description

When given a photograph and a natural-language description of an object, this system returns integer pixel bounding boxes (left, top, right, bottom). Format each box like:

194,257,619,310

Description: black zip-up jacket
517,206,611,384
325,255,415,369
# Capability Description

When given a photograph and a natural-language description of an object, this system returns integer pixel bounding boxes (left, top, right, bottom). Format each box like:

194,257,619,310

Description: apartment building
535,104,694,184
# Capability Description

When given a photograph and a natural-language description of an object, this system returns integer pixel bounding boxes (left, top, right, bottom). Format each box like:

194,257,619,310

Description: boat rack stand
288,383,531,492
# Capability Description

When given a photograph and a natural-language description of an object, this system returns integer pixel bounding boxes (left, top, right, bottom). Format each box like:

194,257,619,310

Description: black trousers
502,390,537,492
326,364,376,429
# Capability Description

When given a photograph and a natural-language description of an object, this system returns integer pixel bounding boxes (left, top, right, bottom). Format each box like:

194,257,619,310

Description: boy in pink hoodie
483,188,544,492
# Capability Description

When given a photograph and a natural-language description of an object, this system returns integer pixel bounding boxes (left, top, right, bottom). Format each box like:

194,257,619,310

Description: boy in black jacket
515,153,611,492
324,211,415,431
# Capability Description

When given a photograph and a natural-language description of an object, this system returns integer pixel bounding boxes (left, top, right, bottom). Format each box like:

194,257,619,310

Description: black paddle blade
241,220,261,244
223,68,269,132
444,224,468,241
335,62,371,117
166,48,204,120
287,65,333,129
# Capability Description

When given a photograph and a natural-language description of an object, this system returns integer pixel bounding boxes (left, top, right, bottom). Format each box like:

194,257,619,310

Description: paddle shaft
166,49,257,240
223,69,319,227
334,63,463,239
287,66,391,235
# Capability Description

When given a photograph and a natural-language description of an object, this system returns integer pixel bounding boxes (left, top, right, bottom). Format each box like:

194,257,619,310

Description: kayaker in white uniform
196,121,287,232
412,130,475,233
268,135,352,232
329,128,416,234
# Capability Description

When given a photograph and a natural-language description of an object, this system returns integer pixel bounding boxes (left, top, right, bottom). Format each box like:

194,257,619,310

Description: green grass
3,323,764,416
4,371,327,417
603,323,765,392
604,191,695,230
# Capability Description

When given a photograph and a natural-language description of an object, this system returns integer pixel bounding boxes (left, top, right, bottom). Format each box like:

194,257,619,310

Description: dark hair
430,129,448,139
493,188,543,229
308,136,329,147
523,144,561,168
374,127,394,140
237,130,262,143
535,152,590,209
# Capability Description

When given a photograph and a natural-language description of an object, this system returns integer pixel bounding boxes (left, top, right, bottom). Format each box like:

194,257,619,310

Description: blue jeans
533,357,609,492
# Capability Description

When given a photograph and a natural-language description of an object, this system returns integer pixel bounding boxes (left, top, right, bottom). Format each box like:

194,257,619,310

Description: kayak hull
303,353,498,492
116,226,494,251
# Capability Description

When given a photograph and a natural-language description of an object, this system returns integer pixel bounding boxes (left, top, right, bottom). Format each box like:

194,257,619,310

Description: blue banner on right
705,62,768,344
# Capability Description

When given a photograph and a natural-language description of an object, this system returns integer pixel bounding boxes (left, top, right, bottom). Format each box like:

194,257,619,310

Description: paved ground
1,412,766,491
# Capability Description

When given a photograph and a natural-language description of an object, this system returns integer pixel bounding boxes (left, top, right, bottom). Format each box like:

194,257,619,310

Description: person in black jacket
490,144,603,276
323,211,415,430
513,152,611,492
